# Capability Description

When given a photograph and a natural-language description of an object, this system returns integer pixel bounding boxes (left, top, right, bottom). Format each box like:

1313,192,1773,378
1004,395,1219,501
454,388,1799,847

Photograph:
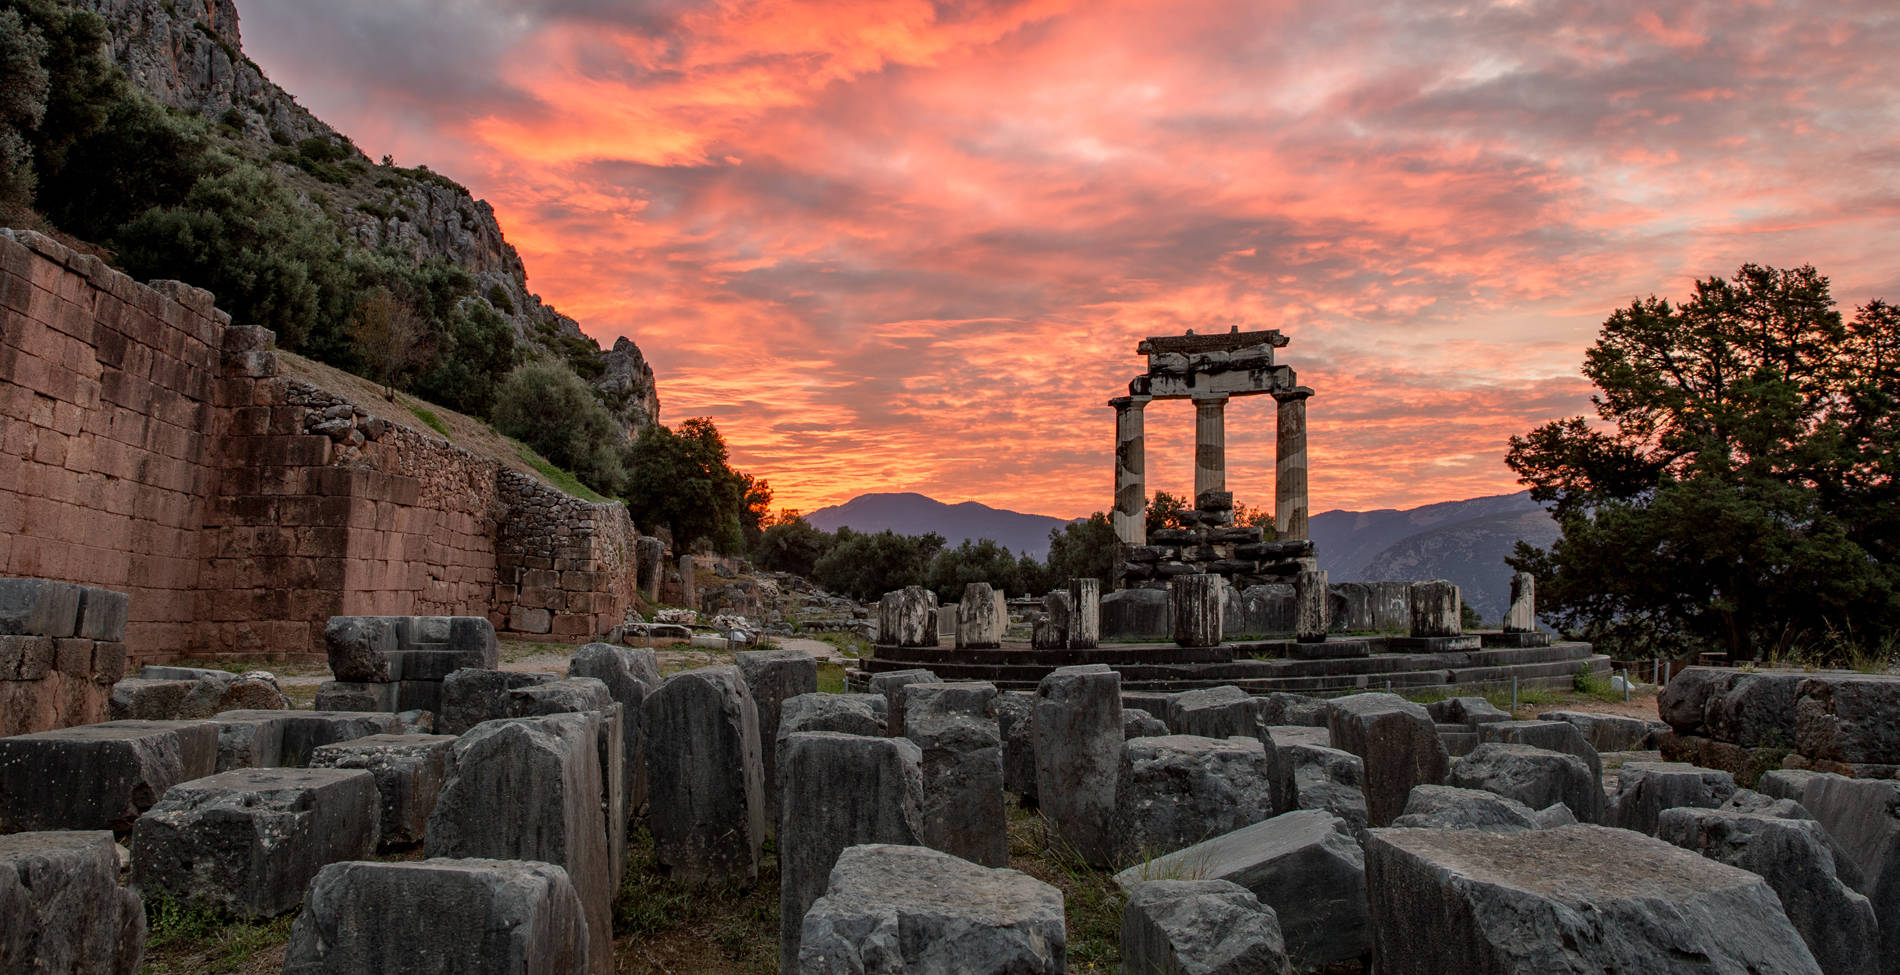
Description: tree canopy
1506,264,1900,660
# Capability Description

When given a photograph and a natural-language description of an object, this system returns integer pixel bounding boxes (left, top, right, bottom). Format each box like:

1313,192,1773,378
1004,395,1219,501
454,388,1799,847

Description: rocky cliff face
73,0,661,434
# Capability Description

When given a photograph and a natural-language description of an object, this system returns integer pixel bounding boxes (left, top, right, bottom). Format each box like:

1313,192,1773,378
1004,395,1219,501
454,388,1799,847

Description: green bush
492,360,626,496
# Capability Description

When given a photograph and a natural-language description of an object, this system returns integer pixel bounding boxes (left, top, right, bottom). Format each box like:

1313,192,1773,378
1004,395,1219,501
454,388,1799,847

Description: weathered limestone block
778,733,925,973
636,536,666,600
502,681,626,885
904,683,1006,867
1260,692,1329,728
1426,696,1511,730
642,666,765,886
1658,666,1725,735
1167,685,1257,739
868,668,940,737
1364,825,1823,975
1407,579,1460,638
1293,569,1328,642
996,692,1038,802
1449,743,1606,824
1124,710,1170,739
1608,761,1736,836
1280,744,1368,832
737,648,818,836
1242,584,1295,636
1538,709,1666,752
1328,582,1374,634
0,830,144,974
1502,571,1536,632
1115,735,1274,860
0,578,81,637
955,583,1008,649
1068,577,1101,649
1390,784,1538,833
679,554,698,610
778,693,886,750
0,719,217,832
209,711,291,770
1758,771,1900,975
1035,664,1123,866
1121,879,1291,975
1170,574,1224,648
108,677,226,721
424,712,612,975
324,616,401,682
438,669,559,736
75,587,125,641
1533,803,1579,828
131,767,379,918
1113,810,1367,972
1705,671,1805,747
1102,587,1171,641
1794,674,1900,766
237,711,406,768
313,681,395,713
797,844,1065,974
1033,590,1073,649
309,734,456,848
1477,719,1601,783
284,858,588,975
1658,806,1877,975
219,673,290,711
877,586,939,647
1326,693,1449,826
568,643,655,820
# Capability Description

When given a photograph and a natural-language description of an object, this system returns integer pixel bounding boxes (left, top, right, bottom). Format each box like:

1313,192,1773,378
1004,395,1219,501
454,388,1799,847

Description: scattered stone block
236,711,406,768
0,830,144,974
798,844,1065,974
1449,743,1606,824
1533,803,1578,828
996,692,1038,802
1407,580,1460,638
1364,824,1823,974
209,711,291,770
1538,709,1666,751
1259,692,1328,728
867,668,938,736
1035,664,1123,866
1477,719,1602,782
1658,666,1725,734
1758,771,1900,974
1067,577,1101,649
1608,761,1736,836
1102,587,1172,641
737,648,818,836
1167,685,1258,739
1121,878,1290,975
1171,574,1224,648
131,767,379,918
1794,674,1900,766
1390,784,1538,833
1326,693,1448,826
309,734,456,848
904,683,1006,866
1502,570,1536,633
1425,696,1510,729
323,616,400,683
1657,806,1877,975
0,578,81,638
76,587,129,642
1263,727,1362,819
1124,710,1169,739
777,733,925,973
502,680,625,887
877,586,939,647
0,719,217,832
568,643,656,819
284,858,588,975
1116,735,1273,860
1114,810,1367,972
313,681,396,713
778,692,886,746
955,583,1007,649
642,666,765,886
438,669,558,736
425,712,612,975
108,677,225,721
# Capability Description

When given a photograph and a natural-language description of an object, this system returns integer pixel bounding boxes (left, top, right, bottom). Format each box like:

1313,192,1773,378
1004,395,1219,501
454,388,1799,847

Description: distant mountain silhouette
1310,492,1556,621
806,493,1072,558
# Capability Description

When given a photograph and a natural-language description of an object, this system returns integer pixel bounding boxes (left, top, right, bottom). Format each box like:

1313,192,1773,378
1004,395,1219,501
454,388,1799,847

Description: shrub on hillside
492,360,626,496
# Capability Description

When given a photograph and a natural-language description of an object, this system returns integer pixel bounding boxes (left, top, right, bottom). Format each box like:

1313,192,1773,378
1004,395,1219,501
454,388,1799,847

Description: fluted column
1110,394,1150,546
1193,393,1228,503
1275,387,1313,541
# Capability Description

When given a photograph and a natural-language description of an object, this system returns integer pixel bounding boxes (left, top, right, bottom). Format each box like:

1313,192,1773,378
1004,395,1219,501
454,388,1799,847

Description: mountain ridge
806,493,1073,559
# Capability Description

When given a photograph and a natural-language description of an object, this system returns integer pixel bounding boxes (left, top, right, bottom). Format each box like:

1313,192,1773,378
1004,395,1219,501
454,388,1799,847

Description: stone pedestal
956,583,1006,649
1504,571,1535,633
1068,577,1101,648
1409,580,1461,638
1274,388,1313,541
1170,574,1224,648
1111,395,1151,547
1295,570,1329,643
1194,393,1229,501
878,586,938,647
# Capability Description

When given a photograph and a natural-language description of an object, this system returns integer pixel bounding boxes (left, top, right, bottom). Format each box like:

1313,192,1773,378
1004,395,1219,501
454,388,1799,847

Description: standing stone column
1170,574,1224,648
634,537,664,600
1504,572,1535,633
1275,387,1314,541
642,666,765,885
1111,395,1152,547
1068,577,1101,649
678,555,698,611
1295,569,1330,643
1194,393,1229,502
956,583,1006,650
1409,580,1461,638
1035,665,1123,867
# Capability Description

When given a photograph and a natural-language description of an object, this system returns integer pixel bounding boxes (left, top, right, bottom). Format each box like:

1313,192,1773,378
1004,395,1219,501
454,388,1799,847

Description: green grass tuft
405,403,450,437
512,442,611,504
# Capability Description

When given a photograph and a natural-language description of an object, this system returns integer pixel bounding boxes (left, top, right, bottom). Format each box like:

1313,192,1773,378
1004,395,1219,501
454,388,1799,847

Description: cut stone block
1477,719,1602,783
737,648,818,837
1407,580,1460,638
501,679,625,887
1390,784,1538,833
877,586,939,647
1171,574,1224,648
955,583,1008,649
108,677,227,721
642,665,765,885
1116,735,1273,860
438,669,559,736
131,767,380,918
323,616,400,682
1035,664,1123,866
1264,727,1365,827
1449,743,1606,824
1758,770,1900,975
1293,569,1329,642
235,711,406,768
1121,878,1291,975
568,643,656,819
1364,824,1823,975
425,712,612,975
76,587,129,642
1067,577,1102,649
778,733,925,973
1259,693,1328,728
1538,709,1665,752
1326,693,1448,826
309,734,456,848
798,844,1065,974
1124,710,1170,739
1113,810,1366,972
283,858,588,975
1168,685,1258,739
0,578,81,638
313,681,397,714
0,830,144,974
1657,806,1877,975
1425,696,1510,729
0,719,217,832
867,668,939,736
996,692,1038,802
1608,761,1736,836
1794,674,1900,766
904,683,1005,866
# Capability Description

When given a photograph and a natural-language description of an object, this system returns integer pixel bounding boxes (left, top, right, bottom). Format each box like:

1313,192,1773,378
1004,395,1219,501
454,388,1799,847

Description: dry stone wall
0,228,640,686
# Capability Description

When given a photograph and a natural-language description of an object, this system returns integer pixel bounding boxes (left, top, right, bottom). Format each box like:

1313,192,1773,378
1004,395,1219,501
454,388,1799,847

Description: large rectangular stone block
310,734,456,848
438,669,559,736
1035,664,1123,867
1327,693,1449,826
904,682,1005,867
737,648,818,838
0,719,217,832
642,666,766,886
1115,735,1273,861
0,830,145,974
1121,879,1290,975
0,578,81,638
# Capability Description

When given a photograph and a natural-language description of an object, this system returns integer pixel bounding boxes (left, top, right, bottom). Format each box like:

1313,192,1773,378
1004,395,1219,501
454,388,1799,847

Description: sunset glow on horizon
238,0,1900,520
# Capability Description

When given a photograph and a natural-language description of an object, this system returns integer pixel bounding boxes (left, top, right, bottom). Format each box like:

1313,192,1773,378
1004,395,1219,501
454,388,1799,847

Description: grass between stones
141,896,295,975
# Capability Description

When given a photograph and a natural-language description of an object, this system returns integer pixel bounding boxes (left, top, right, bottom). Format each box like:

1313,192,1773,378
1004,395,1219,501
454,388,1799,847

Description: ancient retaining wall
0,228,640,667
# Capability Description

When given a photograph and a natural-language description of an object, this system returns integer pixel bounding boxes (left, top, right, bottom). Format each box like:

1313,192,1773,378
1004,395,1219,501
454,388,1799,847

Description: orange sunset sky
236,0,1900,520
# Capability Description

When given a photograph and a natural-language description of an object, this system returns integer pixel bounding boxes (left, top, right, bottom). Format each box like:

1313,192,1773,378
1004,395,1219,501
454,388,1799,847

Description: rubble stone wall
1,229,639,672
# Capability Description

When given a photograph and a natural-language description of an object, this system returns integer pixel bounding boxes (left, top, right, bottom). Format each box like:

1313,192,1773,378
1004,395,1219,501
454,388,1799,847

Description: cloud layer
239,0,1900,518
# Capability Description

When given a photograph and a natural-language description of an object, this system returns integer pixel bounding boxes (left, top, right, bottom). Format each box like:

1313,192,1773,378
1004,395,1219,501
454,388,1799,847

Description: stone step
866,643,1234,667
846,655,1602,698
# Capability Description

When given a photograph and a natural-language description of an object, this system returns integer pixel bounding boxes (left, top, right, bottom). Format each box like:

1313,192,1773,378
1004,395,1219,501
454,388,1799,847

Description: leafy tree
623,417,751,553
1233,502,1276,536
925,539,1023,603
811,528,944,601
1046,512,1118,587
1507,264,1900,660
410,300,516,418
1146,491,1188,534
739,473,774,550
754,511,835,578
348,286,429,399
493,360,627,496
0,7,48,206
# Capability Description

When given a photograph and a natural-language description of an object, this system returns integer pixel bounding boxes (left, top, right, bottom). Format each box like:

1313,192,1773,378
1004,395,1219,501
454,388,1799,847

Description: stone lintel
1137,329,1289,356
1135,364,1296,400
